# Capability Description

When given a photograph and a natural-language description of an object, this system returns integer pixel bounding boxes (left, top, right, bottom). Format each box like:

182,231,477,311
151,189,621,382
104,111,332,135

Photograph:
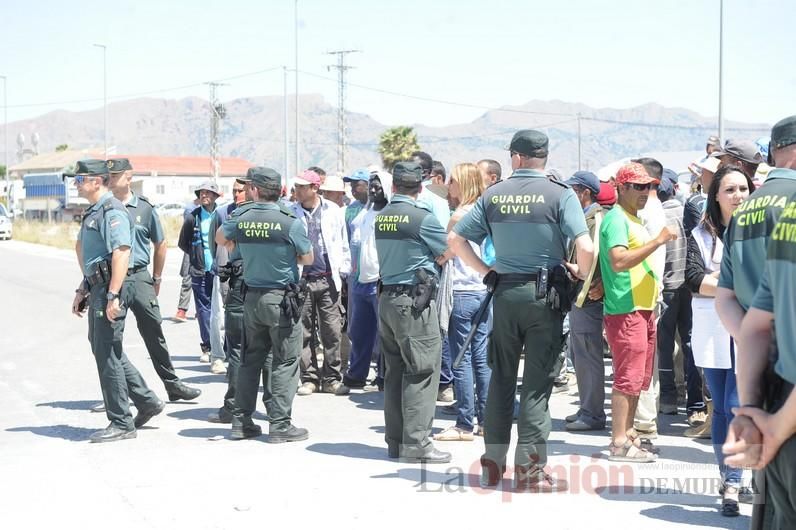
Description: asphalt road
0,240,750,529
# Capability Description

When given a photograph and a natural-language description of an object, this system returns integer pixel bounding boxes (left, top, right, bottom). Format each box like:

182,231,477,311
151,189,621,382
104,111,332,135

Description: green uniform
375,194,448,454
123,193,183,391
718,168,796,309
454,169,587,468
750,196,796,529
80,192,158,431
221,201,311,431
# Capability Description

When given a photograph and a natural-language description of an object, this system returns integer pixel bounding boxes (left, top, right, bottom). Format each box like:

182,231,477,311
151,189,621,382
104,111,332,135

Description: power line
6,67,282,109
294,69,575,117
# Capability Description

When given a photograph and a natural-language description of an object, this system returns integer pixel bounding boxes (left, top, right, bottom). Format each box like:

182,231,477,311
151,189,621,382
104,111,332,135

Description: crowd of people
69,115,796,528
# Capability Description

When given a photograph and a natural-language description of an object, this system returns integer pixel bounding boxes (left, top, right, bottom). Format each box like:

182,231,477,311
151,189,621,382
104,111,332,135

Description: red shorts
604,310,656,396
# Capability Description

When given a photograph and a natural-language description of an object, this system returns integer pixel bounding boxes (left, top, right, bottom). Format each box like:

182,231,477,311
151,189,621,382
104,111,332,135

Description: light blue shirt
200,207,213,272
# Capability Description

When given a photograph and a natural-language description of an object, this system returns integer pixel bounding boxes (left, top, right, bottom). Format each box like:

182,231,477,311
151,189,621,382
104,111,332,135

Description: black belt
498,273,538,282
381,284,415,295
127,265,147,276
246,286,283,294
303,273,331,281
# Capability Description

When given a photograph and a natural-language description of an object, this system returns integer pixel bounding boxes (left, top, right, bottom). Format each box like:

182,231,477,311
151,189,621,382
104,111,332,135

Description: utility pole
206,82,227,180
93,44,107,156
294,0,300,176
1,76,7,210
718,0,725,144
577,113,582,171
283,66,290,189
327,49,360,174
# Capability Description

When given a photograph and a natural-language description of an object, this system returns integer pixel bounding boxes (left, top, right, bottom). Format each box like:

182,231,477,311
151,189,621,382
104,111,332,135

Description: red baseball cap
294,169,322,186
596,182,617,206
615,162,659,186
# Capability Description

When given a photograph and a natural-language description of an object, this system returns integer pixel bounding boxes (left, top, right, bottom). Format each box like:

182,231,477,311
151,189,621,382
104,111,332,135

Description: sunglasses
233,188,246,194
627,183,652,191
73,174,103,184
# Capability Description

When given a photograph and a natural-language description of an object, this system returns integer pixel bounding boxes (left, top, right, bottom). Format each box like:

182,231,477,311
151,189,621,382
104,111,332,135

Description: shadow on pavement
178,427,231,439
7,425,95,442
168,407,218,421
169,355,201,362
179,374,226,384
306,442,391,461
36,400,99,411
596,487,750,529
346,391,384,411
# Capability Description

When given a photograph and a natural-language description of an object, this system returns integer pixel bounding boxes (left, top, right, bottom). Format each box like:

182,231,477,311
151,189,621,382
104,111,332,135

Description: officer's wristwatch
152,276,162,284
106,291,120,302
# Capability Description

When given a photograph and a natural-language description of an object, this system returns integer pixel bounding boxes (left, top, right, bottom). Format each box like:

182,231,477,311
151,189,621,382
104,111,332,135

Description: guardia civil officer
106,158,201,402
216,167,313,442
70,160,164,443
375,161,451,463
449,130,594,490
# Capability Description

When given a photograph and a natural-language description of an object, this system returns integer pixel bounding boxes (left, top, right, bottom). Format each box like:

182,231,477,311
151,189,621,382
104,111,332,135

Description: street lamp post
93,44,107,156
1,75,7,210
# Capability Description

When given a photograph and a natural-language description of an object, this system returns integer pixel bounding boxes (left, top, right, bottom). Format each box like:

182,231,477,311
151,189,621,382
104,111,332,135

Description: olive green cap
771,115,796,149
392,161,423,184
246,166,282,190
106,158,133,173
507,129,549,158
64,159,109,177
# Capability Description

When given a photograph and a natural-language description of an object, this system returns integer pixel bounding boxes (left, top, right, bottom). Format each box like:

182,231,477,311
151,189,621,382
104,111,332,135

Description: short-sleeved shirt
418,183,451,229
718,168,796,310
454,169,587,273
751,196,796,384
374,194,447,285
600,204,658,315
125,194,164,268
79,192,134,275
221,201,311,289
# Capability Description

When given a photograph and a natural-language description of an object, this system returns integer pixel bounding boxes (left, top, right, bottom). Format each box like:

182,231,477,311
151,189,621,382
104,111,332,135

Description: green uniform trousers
378,291,442,452
233,288,301,430
482,280,563,467
221,276,273,414
88,279,158,430
128,268,180,390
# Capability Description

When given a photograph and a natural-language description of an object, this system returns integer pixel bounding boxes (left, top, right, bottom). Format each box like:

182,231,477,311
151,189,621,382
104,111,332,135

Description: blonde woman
434,163,492,441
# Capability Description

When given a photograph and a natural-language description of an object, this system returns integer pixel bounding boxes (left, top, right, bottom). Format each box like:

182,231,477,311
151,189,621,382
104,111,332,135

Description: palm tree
378,126,421,171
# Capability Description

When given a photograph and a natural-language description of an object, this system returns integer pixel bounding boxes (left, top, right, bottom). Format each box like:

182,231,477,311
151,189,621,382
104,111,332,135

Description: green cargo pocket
401,334,440,375
274,310,302,362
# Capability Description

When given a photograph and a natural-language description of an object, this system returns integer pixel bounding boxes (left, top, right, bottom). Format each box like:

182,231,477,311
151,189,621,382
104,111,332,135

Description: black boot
231,416,262,440
166,381,202,402
90,424,137,443
267,424,309,444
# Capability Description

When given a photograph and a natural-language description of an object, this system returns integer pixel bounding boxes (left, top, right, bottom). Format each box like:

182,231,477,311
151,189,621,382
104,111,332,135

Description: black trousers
658,286,704,410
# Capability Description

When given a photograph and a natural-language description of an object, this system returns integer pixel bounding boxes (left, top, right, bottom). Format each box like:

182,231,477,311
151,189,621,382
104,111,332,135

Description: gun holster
86,260,112,287
280,283,303,323
546,264,575,314
412,269,438,313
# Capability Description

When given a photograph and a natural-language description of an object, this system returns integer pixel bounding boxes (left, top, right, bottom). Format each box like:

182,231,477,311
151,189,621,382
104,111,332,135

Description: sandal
627,429,661,455
608,440,657,462
721,485,740,517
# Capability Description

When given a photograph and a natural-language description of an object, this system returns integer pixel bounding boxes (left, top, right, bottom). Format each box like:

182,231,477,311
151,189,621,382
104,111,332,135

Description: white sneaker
210,359,227,374
199,351,210,363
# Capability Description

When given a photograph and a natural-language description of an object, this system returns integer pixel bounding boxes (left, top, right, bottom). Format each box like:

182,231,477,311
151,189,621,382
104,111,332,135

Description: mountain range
6,95,772,176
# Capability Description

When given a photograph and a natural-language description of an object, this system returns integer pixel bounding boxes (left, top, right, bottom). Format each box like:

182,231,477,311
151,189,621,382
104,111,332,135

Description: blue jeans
703,346,741,487
449,291,491,431
344,280,380,385
191,271,213,350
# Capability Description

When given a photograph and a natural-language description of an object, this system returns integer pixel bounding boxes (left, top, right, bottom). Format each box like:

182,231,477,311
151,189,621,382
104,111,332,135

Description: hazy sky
1,0,794,128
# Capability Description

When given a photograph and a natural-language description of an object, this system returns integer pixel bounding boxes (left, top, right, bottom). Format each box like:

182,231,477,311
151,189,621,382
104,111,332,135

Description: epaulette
549,178,571,190
278,203,297,218
137,195,154,207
